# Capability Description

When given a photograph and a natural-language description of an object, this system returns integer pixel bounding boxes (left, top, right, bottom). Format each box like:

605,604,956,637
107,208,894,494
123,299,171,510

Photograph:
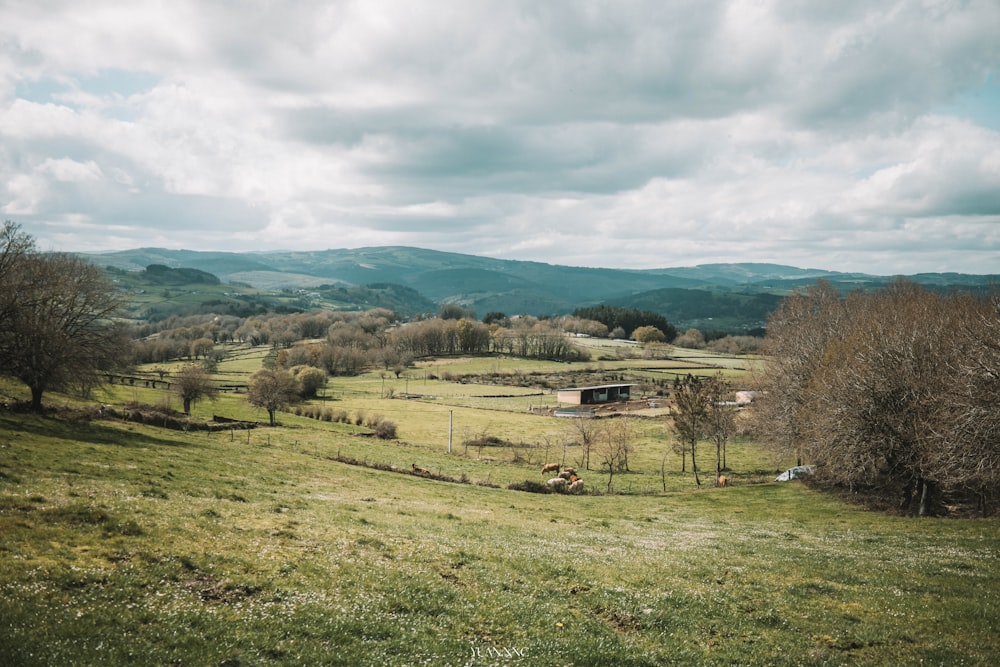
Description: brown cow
412,463,432,476
541,463,560,474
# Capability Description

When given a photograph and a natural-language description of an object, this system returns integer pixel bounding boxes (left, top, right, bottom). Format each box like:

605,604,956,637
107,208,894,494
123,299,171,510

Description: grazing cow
546,477,568,491
541,463,560,474
568,479,584,494
717,475,729,487
412,463,432,476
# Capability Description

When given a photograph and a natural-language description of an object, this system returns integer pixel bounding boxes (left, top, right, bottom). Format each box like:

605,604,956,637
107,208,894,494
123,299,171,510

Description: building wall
557,389,583,404
557,384,632,405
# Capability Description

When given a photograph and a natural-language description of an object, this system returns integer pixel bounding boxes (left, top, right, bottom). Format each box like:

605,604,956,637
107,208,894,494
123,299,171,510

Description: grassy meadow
1,343,998,666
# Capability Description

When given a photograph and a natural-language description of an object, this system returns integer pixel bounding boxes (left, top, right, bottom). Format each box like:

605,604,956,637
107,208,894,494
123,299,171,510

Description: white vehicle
775,465,815,482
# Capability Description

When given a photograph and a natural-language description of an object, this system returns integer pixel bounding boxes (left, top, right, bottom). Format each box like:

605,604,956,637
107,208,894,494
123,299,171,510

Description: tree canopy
671,374,709,486
753,280,1000,515
0,222,131,410
173,364,219,415
246,368,299,426
632,325,667,343
571,305,675,340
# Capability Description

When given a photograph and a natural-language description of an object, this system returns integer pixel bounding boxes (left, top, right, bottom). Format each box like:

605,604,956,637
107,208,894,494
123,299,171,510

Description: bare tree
754,279,1000,515
0,240,130,411
597,421,627,493
566,414,598,470
671,374,708,485
189,337,214,360
247,368,298,426
606,413,634,472
0,222,34,317
661,447,672,492
926,292,1000,513
173,364,219,415
0,222,34,356
705,373,736,484
671,441,688,473
752,281,847,467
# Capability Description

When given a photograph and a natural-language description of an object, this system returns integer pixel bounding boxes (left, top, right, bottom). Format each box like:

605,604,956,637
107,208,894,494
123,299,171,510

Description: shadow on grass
0,412,204,451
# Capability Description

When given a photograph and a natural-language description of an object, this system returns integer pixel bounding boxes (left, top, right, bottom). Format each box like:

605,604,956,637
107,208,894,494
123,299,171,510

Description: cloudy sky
2,1,999,274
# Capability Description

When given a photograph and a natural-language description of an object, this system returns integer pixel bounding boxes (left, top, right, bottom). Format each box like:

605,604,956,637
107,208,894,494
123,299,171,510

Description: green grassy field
1,347,998,666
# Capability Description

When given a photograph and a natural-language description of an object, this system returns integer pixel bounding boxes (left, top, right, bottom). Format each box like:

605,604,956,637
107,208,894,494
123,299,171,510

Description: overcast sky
2,1,999,274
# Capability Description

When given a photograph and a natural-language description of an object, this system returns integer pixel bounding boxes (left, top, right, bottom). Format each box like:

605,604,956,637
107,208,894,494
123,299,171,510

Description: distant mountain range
85,246,998,332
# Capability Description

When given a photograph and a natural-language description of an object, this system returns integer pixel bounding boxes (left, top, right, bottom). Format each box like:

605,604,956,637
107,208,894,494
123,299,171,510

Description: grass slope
2,399,998,665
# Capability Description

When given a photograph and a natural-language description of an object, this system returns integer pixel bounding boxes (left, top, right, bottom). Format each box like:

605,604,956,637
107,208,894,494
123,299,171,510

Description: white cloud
0,0,998,275
39,158,102,182
839,117,1000,218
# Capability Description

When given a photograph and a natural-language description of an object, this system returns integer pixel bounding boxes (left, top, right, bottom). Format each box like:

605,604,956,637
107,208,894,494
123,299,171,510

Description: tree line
752,280,1000,516
571,305,676,340
134,310,601,373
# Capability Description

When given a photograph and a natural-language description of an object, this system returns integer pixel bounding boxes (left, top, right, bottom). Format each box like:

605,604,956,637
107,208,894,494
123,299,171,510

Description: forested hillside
86,246,998,331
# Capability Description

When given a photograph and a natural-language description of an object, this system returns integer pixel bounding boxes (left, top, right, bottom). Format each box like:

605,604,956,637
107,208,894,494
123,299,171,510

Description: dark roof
558,383,634,392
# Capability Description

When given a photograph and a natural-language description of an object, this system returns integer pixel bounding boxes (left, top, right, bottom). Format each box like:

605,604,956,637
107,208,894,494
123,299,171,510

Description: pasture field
108,344,766,492
1,347,998,666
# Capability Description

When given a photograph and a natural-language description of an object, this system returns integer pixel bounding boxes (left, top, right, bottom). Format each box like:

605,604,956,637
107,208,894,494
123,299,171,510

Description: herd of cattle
408,461,584,493
541,462,585,494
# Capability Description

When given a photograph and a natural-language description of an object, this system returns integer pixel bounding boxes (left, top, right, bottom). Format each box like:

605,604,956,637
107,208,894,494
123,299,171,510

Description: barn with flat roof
557,383,634,405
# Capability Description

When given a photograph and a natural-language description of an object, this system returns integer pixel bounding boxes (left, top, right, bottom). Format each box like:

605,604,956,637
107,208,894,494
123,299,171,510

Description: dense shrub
372,418,397,440
706,335,761,354
754,280,1000,516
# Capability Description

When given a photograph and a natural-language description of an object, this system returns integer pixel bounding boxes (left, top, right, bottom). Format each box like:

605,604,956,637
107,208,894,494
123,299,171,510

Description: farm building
557,383,634,405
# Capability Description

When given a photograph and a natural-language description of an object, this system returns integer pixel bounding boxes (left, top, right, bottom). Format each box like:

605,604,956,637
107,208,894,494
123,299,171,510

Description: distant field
111,344,763,491
1,346,997,666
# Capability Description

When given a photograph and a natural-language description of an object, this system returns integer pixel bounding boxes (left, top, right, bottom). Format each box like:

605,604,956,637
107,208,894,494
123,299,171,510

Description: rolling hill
85,246,997,331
